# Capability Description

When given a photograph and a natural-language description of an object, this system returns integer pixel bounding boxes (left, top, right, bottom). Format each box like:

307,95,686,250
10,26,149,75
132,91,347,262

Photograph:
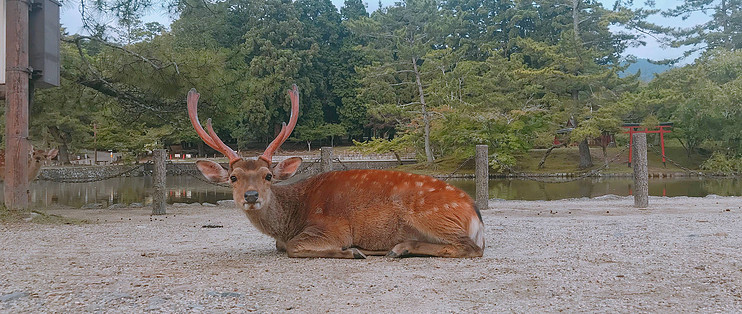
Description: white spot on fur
418,191,424,196
431,206,439,212
469,216,485,249
415,181,424,187
451,202,460,208
445,186,455,191
315,207,323,214
417,199,425,206
459,192,467,198
427,187,436,192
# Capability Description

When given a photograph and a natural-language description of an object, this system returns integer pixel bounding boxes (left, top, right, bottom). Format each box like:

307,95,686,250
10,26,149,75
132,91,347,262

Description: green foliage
701,152,742,174
620,49,742,157
352,135,415,158
293,123,347,150
28,0,736,172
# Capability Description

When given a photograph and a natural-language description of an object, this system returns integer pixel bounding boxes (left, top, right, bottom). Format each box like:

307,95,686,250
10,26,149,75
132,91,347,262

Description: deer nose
244,190,259,203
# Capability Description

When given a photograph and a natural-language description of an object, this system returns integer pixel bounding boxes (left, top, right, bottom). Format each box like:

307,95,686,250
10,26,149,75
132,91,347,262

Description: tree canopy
5,0,738,171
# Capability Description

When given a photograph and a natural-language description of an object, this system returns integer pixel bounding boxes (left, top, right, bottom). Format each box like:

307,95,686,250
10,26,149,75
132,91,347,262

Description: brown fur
189,86,483,259
197,159,485,259
0,148,58,181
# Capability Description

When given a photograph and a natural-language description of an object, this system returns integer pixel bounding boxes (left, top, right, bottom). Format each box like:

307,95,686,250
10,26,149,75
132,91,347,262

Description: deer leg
355,249,389,256
285,221,364,259
387,238,483,258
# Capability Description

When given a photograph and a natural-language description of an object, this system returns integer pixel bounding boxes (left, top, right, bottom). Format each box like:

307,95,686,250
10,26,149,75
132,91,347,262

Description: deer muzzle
244,190,259,203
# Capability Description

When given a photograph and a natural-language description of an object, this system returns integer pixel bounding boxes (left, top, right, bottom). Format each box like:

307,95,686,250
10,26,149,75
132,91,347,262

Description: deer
188,85,484,258
0,148,59,182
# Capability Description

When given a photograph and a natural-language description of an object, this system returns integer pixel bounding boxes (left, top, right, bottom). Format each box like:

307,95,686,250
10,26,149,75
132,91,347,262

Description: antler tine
187,88,242,164
260,84,300,163
205,118,241,164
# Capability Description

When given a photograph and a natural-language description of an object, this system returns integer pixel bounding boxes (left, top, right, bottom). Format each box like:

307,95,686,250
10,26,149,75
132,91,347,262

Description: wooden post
320,146,333,173
4,0,31,210
475,145,489,211
152,149,167,215
632,133,649,208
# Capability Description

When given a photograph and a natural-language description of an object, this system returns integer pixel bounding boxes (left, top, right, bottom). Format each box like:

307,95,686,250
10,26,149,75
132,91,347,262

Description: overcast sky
59,0,711,63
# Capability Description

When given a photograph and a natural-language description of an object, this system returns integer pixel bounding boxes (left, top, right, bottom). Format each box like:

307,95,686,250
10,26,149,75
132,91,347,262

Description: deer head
188,85,301,211
0,147,58,181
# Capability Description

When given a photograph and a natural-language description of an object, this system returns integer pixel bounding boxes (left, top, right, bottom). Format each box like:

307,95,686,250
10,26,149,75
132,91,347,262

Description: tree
349,0,452,163
664,0,742,60
293,123,346,151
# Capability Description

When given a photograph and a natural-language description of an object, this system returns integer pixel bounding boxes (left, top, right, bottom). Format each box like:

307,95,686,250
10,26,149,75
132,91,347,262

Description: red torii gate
622,122,673,167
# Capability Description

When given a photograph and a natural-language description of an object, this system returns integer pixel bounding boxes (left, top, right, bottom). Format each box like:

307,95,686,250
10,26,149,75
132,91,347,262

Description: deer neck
28,161,42,181
243,181,308,243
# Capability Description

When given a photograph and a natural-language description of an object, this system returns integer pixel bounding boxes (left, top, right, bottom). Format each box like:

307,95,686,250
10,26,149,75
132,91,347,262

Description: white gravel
2,195,742,312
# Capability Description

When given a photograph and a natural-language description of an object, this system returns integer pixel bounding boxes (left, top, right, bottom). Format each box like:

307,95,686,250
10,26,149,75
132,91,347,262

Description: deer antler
260,84,300,164
187,88,242,165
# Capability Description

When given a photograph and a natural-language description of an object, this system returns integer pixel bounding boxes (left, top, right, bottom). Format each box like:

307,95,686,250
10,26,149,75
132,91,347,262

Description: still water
3,176,741,208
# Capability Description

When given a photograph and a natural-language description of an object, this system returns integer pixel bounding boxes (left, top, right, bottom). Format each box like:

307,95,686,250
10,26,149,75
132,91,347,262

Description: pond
2,175,741,209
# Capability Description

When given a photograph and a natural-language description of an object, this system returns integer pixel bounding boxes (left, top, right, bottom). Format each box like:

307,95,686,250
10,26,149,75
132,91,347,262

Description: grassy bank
395,142,708,176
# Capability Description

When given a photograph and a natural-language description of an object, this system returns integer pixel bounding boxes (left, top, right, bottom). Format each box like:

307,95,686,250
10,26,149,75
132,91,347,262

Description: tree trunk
602,144,609,168
48,126,72,164
572,0,581,42
197,142,205,158
412,57,434,163
538,142,567,169
578,139,593,169
391,150,403,165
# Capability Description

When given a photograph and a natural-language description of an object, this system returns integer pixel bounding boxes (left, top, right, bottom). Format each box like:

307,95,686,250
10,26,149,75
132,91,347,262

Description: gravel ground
2,195,742,313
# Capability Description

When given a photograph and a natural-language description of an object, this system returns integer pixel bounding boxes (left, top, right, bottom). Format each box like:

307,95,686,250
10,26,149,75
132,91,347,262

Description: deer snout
244,190,260,204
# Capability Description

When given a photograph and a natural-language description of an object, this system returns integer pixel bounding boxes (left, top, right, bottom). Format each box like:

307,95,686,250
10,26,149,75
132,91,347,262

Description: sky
59,0,712,63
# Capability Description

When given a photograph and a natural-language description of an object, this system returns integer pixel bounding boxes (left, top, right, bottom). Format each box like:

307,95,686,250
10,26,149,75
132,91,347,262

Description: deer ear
196,160,230,183
47,149,58,159
274,157,302,180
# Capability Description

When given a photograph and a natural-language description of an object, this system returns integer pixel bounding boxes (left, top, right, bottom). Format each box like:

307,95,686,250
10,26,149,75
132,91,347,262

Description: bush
700,152,742,174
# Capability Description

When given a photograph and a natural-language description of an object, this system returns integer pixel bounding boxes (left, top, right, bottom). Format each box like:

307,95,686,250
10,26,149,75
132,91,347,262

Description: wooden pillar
320,147,333,173
632,133,648,208
4,0,31,210
475,145,489,211
152,149,167,215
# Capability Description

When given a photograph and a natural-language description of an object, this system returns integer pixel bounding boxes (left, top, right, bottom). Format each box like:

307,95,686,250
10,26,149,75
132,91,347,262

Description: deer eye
230,175,237,182
265,173,272,181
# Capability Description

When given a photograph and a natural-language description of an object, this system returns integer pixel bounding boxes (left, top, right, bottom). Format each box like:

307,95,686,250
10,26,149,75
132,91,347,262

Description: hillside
620,58,673,82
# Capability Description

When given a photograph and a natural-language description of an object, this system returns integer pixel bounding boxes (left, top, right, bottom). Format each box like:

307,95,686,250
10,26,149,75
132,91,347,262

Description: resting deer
189,85,484,258
0,148,58,181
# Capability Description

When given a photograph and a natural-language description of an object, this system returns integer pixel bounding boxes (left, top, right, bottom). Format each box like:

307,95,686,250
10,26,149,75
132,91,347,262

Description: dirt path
2,196,742,312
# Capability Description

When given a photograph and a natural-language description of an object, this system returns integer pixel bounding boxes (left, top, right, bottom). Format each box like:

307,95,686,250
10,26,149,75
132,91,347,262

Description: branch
63,35,180,73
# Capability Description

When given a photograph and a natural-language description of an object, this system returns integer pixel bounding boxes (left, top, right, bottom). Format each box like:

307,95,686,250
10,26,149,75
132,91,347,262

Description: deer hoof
351,248,366,259
386,249,408,258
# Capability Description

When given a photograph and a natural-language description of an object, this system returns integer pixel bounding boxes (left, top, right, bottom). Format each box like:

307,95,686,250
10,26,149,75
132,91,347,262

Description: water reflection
1,176,740,208
447,177,742,201
0,176,232,209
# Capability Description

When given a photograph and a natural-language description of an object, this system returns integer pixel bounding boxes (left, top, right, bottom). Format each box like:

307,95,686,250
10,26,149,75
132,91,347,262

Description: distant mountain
619,58,673,82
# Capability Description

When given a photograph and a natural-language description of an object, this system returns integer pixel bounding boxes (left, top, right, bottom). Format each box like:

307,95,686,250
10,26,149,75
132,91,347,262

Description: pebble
217,200,235,207
0,292,29,302
81,203,104,209
206,291,241,298
107,204,128,210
